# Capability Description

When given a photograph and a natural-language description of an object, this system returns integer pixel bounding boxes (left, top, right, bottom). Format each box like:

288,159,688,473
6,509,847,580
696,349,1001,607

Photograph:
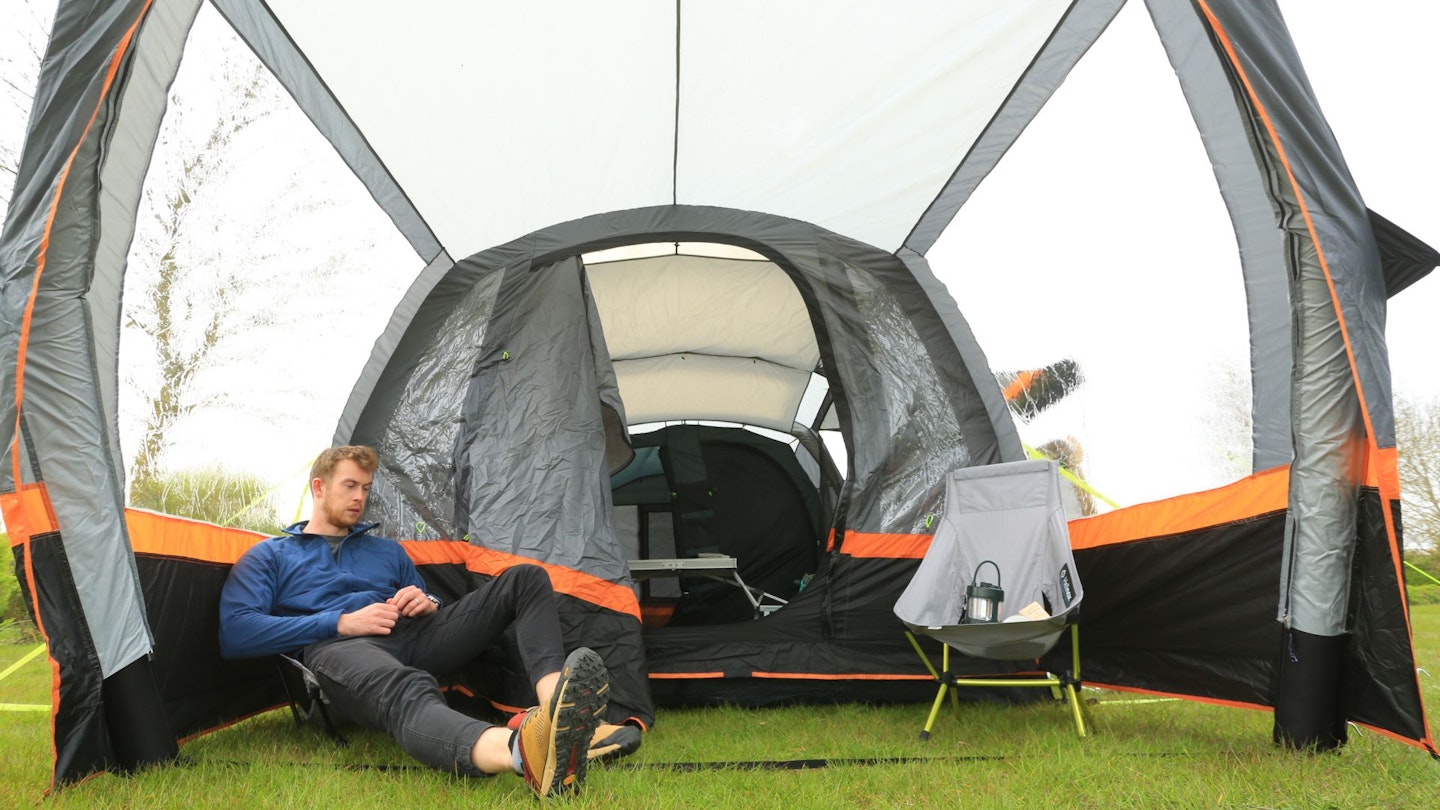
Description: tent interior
586,243,842,629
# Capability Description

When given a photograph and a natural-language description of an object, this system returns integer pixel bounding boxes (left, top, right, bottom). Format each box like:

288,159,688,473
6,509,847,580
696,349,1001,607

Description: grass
2,611,1438,808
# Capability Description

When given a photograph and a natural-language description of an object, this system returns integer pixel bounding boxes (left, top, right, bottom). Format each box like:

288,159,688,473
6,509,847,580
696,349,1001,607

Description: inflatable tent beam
1161,0,1404,751
0,0,206,785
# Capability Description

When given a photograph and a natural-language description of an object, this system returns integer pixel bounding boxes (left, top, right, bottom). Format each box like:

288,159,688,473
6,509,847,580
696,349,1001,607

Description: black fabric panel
1371,208,1440,298
1273,626,1347,750
100,656,180,770
414,562,655,727
642,554,1034,707
649,427,822,626
649,677,937,708
1342,489,1431,746
21,533,113,785
1044,512,1286,705
136,555,288,739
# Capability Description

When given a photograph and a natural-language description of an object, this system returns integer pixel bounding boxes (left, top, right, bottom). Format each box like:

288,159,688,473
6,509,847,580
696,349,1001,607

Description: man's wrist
425,594,442,609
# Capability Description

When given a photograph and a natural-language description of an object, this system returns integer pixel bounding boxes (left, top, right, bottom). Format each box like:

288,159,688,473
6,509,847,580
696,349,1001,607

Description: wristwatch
426,594,442,609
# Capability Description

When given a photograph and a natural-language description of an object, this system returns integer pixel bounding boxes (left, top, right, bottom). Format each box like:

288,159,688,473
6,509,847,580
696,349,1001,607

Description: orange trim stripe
121,512,641,619
838,532,932,559
123,513,640,619
125,508,267,564
750,672,934,681
844,468,1289,559
649,671,933,682
400,540,640,620
1068,465,1289,551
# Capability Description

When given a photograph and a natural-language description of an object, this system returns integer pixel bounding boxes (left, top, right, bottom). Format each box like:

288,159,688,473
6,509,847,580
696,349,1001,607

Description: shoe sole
541,648,609,796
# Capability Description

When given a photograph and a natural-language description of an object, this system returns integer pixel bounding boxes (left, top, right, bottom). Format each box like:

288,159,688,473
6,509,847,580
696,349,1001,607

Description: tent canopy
240,0,1075,261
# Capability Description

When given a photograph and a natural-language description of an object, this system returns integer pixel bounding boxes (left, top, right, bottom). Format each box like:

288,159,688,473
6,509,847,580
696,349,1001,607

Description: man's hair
310,445,379,484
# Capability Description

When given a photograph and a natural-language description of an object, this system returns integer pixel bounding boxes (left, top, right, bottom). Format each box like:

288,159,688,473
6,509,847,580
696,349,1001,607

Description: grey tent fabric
895,459,1082,661
451,256,631,572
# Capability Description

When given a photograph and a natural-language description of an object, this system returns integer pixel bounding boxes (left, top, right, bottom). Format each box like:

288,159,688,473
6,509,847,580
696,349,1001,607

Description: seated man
219,445,610,798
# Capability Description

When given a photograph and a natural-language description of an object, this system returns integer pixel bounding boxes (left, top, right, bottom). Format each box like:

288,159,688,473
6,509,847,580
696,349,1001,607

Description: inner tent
338,206,1022,707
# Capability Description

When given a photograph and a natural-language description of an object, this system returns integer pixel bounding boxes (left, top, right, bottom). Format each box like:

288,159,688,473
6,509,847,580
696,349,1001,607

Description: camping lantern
962,560,1004,624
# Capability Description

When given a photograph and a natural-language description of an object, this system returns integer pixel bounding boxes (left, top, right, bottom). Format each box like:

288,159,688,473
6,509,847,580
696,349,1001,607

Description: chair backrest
894,459,1082,659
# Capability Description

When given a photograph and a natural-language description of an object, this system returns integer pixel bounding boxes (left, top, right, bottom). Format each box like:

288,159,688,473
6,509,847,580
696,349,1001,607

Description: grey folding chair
894,459,1088,738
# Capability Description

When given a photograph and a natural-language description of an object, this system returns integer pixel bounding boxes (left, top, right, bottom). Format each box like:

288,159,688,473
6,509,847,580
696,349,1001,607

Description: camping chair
894,459,1087,738
275,654,348,746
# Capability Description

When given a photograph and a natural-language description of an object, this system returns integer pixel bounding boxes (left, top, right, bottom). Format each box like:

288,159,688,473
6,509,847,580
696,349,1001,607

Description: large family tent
2,0,1437,790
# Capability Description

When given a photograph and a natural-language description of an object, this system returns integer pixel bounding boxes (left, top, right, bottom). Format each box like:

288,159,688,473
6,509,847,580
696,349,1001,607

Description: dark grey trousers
304,564,567,776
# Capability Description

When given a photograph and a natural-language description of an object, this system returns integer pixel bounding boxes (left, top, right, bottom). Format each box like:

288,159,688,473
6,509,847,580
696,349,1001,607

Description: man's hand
388,585,438,618
337,602,401,637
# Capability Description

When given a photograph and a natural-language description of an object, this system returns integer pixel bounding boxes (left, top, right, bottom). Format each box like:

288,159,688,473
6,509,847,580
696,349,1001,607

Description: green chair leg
921,682,948,740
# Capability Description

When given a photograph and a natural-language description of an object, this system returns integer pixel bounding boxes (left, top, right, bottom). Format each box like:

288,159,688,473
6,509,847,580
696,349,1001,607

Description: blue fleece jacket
218,521,428,659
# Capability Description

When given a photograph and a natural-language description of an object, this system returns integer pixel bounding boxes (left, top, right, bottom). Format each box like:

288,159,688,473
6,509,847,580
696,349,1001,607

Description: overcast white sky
1,1,1436,515
926,1,1440,506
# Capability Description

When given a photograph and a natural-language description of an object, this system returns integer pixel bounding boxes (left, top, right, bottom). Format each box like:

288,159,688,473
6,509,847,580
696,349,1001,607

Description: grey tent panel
904,0,1127,256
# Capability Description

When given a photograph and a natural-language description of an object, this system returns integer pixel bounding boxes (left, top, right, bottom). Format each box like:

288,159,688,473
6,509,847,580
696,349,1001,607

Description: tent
2,0,1437,789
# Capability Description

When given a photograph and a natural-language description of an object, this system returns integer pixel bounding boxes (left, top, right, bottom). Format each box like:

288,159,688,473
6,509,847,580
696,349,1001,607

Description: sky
1,0,1436,517
929,0,1440,506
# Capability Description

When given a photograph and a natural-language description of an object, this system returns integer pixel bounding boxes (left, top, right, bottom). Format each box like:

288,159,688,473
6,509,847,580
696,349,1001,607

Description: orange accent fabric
751,671,934,681
649,671,932,682
1001,369,1041,402
837,532,932,559
120,514,640,619
125,508,267,564
0,484,59,547
400,540,640,620
1367,445,1399,491
1068,465,1289,551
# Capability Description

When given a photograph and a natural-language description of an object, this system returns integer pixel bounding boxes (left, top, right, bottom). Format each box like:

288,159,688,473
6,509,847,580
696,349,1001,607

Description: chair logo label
1058,564,1076,606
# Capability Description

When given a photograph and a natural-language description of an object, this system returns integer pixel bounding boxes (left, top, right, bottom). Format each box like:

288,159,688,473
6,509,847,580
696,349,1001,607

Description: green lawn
2,610,1437,808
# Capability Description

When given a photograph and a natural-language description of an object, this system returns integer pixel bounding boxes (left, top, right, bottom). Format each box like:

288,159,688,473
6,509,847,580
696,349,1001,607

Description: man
219,445,614,798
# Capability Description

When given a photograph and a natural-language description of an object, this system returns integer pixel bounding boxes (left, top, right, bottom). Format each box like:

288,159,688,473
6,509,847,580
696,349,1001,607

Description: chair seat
903,606,1076,660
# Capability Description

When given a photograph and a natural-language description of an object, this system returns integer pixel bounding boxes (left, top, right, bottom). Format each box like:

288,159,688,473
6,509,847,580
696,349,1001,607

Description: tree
1395,393,1440,551
120,11,351,495
0,0,52,213
123,56,283,490
7,6,411,512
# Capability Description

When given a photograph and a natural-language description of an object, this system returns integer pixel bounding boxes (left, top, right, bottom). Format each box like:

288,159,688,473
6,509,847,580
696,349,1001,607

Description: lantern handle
972,559,1001,586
